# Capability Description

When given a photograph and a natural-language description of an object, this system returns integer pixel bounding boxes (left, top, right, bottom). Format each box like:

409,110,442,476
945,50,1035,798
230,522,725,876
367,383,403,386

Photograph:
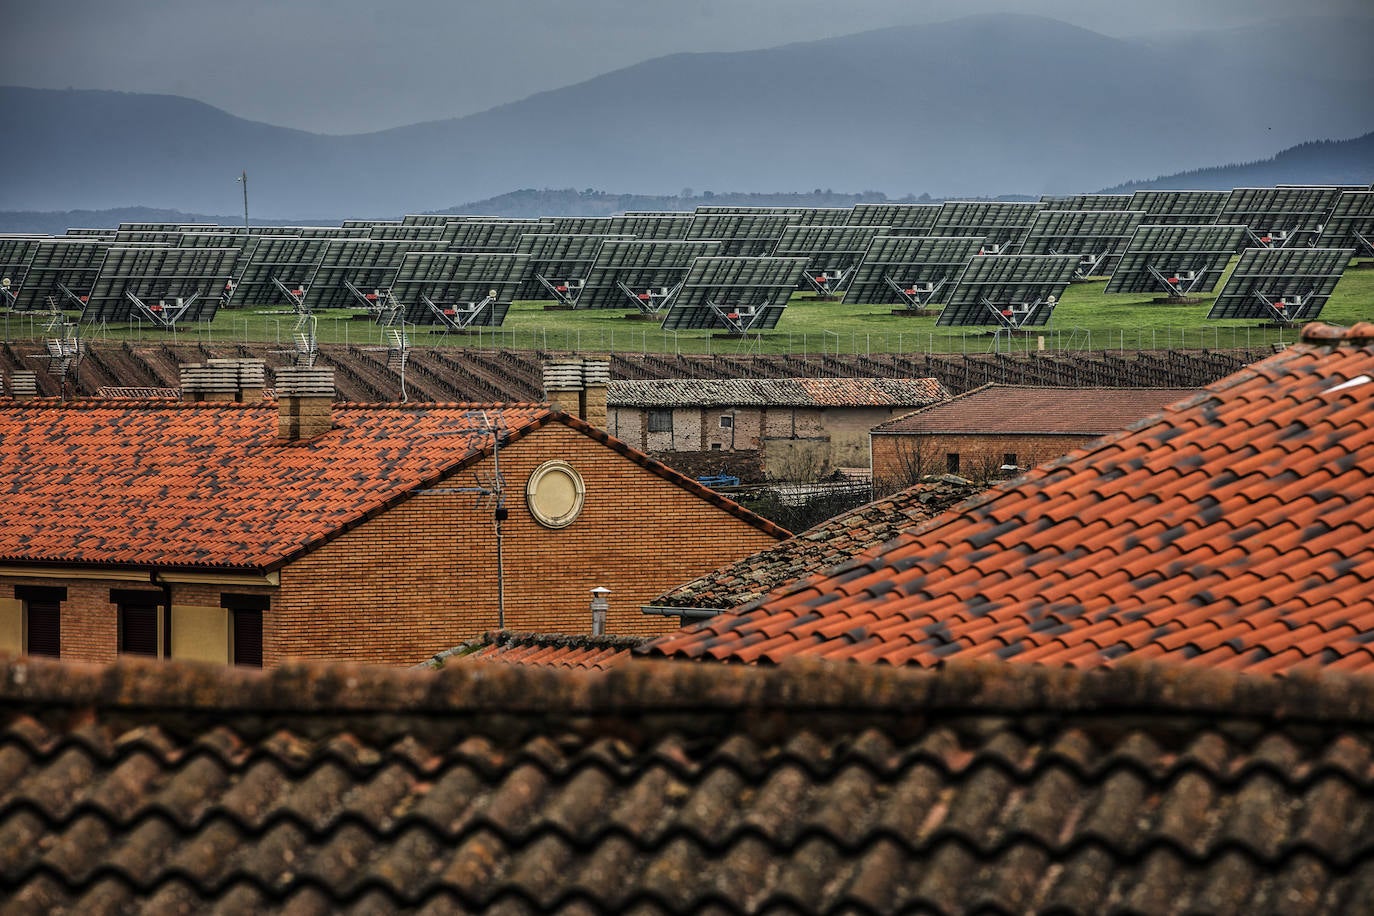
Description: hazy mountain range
2,13,1370,218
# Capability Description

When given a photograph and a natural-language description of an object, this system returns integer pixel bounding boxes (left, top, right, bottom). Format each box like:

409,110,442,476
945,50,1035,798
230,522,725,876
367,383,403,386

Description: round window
525,460,586,528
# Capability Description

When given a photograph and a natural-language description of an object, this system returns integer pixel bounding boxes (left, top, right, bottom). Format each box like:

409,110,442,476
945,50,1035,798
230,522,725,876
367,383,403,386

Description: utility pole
237,171,249,232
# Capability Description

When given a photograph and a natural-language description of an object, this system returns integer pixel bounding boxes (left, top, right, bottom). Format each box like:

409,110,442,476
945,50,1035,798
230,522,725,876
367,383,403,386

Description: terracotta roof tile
0,399,785,572
644,323,1374,675
608,376,950,408
4,656,1374,910
424,630,646,670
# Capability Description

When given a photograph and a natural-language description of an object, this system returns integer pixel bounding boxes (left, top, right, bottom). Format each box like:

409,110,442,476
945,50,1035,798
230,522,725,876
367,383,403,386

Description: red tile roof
0,400,785,572
5,654,1374,912
645,323,1374,674
872,384,1198,435
425,630,644,670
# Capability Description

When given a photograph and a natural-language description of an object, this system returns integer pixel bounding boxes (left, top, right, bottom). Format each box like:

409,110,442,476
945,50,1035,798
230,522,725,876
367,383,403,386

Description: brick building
0,364,785,668
608,376,948,479
869,383,1196,490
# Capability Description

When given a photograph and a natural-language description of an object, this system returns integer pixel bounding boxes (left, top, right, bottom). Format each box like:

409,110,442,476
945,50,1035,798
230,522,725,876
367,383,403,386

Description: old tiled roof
654,475,985,611
872,384,1198,435
4,655,1374,913
646,323,1374,674
424,629,645,670
609,376,949,408
0,400,786,572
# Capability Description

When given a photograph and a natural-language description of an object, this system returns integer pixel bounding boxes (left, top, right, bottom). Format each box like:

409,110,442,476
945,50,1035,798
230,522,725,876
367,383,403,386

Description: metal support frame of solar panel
227,236,332,311
684,212,793,256
660,257,807,334
938,254,1079,330
844,236,984,307
1216,187,1341,249
80,247,239,328
513,234,632,303
0,236,48,308
1104,224,1250,298
11,238,119,311
308,239,450,312
603,215,693,240
929,202,1043,253
846,204,940,236
1206,247,1353,324
577,240,723,311
1315,191,1374,257
773,225,889,295
1037,194,1135,211
1126,190,1229,226
445,220,557,253
1019,210,1148,279
388,252,529,330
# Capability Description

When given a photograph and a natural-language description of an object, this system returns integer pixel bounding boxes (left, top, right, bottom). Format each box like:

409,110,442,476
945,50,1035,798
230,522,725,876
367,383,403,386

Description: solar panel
447,220,556,252
660,257,807,333
1216,187,1341,247
81,247,238,327
228,236,332,310
13,238,116,310
309,239,449,310
117,221,200,232
0,236,47,308
1104,224,1250,297
513,234,631,303
343,219,401,229
1019,210,1148,278
1126,190,1228,225
1038,194,1135,211
938,254,1079,329
1314,191,1374,257
1206,247,1353,323
684,211,794,256
401,214,463,226
577,239,723,311
112,230,185,245
539,216,616,235
64,228,117,238
603,214,693,240
930,201,1042,252
389,252,529,330
844,236,984,307
788,208,853,226
772,225,889,294
367,222,464,244
847,203,940,235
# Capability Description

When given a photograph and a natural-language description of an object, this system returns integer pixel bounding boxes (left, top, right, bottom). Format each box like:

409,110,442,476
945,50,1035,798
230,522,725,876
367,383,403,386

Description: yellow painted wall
171,604,229,664
0,598,21,655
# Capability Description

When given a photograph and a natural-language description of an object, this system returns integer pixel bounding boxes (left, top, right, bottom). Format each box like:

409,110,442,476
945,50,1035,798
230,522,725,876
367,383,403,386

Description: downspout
151,571,173,659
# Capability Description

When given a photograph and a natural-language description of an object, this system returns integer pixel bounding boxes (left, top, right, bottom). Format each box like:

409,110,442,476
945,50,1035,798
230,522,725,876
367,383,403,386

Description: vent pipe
275,366,335,441
590,586,611,636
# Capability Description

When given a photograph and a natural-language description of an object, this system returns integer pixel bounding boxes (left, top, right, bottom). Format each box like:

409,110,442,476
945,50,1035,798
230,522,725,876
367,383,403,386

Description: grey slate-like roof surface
873,384,1198,435
608,376,950,408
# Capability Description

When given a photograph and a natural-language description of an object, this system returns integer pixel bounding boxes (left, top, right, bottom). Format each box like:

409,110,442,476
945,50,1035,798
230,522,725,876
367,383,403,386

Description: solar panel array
1019,210,1148,277
514,233,631,302
309,239,449,310
81,247,238,327
660,257,807,333
1315,191,1374,256
929,202,1042,252
389,252,530,329
578,240,723,311
938,255,1079,329
772,225,889,293
0,236,46,306
1217,187,1341,246
1127,190,1229,225
844,236,984,307
1207,247,1354,323
1104,225,1250,296
13,239,119,310
229,237,332,310
1039,194,1135,211
684,212,795,256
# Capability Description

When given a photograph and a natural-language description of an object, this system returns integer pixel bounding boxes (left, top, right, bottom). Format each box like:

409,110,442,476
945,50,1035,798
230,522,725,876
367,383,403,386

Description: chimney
209,358,267,401
580,359,610,429
590,586,611,636
275,366,335,441
181,359,268,402
542,360,584,417
10,371,37,402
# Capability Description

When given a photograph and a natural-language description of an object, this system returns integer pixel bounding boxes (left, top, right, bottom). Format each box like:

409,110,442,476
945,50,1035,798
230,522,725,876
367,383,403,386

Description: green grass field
5,259,1372,357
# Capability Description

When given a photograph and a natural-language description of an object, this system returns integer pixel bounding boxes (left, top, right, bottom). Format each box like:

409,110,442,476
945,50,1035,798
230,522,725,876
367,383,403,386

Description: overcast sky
6,0,1372,134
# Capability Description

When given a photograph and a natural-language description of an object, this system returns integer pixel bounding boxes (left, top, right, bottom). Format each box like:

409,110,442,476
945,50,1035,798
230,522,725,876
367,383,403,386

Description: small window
710,443,722,451
719,414,734,429
16,586,65,659
223,594,268,668
946,452,961,474
647,409,673,433
114,589,161,657
1003,453,1018,468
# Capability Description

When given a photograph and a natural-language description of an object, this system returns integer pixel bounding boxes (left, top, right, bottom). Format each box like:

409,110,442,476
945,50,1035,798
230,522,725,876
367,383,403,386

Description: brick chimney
542,360,585,417
580,359,610,429
275,366,335,441
180,359,268,403
9,371,37,402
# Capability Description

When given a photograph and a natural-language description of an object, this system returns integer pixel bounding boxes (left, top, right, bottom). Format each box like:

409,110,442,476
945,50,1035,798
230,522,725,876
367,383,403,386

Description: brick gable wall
872,431,1098,492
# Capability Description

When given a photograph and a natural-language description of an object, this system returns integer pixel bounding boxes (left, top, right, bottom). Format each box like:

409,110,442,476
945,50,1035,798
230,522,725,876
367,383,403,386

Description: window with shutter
119,602,160,656
232,609,263,667
25,599,61,658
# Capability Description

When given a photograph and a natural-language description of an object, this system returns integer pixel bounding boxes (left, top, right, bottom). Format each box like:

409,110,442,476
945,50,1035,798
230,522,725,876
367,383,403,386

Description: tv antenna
416,409,509,627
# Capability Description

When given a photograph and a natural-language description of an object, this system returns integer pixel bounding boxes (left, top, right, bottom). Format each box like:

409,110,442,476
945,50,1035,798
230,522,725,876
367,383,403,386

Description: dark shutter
25,600,61,658
120,603,159,656
232,609,263,668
